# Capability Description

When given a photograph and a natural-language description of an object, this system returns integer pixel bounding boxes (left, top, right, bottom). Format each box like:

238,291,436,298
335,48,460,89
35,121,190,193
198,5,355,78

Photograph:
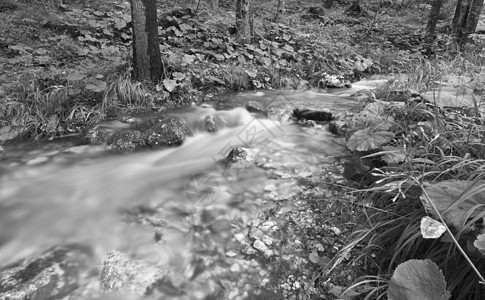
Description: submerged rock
266,103,294,122
223,147,257,164
219,147,258,178
0,245,92,300
204,115,218,132
101,250,166,296
293,108,333,122
144,116,186,148
246,101,267,116
328,120,347,136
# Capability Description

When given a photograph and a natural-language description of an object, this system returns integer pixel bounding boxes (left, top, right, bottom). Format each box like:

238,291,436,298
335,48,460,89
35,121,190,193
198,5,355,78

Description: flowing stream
0,88,361,297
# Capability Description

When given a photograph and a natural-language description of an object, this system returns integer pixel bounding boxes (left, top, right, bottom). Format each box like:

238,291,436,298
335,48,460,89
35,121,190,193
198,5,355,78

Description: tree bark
274,0,285,22
130,0,163,82
426,0,444,40
208,0,219,12
452,0,472,35
345,0,368,17
236,0,253,42
465,0,485,33
324,0,334,9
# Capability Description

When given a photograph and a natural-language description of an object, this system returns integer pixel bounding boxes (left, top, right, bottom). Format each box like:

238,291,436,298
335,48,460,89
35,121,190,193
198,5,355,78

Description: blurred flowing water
0,89,358,295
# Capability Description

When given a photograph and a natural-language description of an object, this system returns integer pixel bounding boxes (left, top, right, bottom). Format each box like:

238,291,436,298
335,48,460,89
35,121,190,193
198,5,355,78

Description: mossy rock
107,129,146,151
144,116,186,148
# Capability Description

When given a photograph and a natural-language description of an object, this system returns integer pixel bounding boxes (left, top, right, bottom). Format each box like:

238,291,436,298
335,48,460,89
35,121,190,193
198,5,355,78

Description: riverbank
0,0,397,143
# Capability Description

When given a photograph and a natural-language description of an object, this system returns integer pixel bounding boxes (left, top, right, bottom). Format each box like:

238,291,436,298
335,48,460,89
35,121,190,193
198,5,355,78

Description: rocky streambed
0,85,390,300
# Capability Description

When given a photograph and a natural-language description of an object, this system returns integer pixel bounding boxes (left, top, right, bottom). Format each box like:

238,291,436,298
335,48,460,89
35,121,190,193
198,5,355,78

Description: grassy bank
0,0,381,141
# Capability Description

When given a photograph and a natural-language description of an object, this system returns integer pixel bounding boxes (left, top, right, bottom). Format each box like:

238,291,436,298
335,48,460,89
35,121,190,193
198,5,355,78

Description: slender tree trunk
130,0,163,82
236,0,253,42
345,0,368,16
208,0,219,12
324,0,334,9
452,0,472,39
274,0,285,22
465,0,484,33
452,0,464,31
426,0,444,40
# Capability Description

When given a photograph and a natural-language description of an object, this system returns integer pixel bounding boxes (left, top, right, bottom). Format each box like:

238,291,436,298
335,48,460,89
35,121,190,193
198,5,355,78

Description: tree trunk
324,0,334,9
452,0,472,37
130,0,163,82
426,0,444,41
465,0,484,33
208,0,219,12
345,0,368,17
274,0,285,22
236,0,253,42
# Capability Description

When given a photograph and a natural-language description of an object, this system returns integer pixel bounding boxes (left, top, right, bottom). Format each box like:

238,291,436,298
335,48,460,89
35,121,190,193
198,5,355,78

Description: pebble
230,263,241,272
226,250,238,257
234,233,247,243
260,220,277,231
262,235,273,246
263,249,274,258
252,240,269,252
242,245,257,255
249,227,264,240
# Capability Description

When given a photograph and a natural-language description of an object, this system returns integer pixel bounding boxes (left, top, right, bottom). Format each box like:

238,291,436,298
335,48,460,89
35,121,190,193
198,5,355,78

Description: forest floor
1,0,485,299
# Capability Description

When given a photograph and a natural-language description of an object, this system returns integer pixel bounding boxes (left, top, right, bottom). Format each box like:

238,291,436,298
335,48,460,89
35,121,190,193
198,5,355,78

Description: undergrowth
338,55,485,299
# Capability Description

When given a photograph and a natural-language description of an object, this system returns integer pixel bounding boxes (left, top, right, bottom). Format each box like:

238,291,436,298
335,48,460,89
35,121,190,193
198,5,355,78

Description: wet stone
249,227,264,240
101,250,166,296
293,108,333,122
245,101,267,116
328,120,347,136
205,115,218,132
107,129,145,151
350,90,376,102
144,116,186,148
0,245,92,300
252,240,269,253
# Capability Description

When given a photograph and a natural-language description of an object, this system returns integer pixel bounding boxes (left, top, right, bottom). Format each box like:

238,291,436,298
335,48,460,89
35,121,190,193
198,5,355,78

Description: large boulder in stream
246,101,267,116
107,129,146,152
0,245,92,300
144,116,186,148
101,250,166,296
293,108,333,122
103,116,187,151
329,120,347,136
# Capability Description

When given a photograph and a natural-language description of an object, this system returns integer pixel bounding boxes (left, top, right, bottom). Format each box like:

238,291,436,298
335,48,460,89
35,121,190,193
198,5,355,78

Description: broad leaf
388,259,450,300
421,216,447,239
245,70,257,78
173,72,186,81
67,71,87,81
381,146,406,164
355,57,373,72
363,101,386,116
420,180,485,232
85,79,106,92
309,252,319,264
163,79,178,92
473,233,485,255
346,129,394,151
